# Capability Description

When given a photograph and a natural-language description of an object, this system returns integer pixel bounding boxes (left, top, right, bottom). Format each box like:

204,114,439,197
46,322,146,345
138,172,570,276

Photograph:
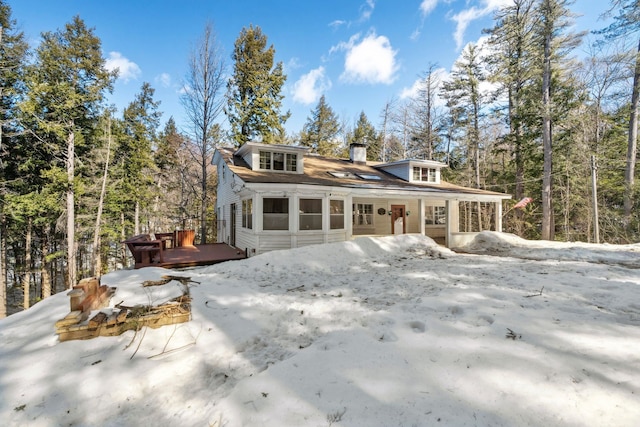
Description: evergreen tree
348,111,380,161
18,16,114,288
597,0,640,226
536,0,584,240
485,0,537,205
116,82,161,236
0,0,27,317
299,95,341,156
226,25,289,146
440,43,486,189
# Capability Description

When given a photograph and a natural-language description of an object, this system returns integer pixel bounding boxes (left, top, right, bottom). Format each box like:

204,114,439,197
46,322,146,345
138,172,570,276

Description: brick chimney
349,143,367,165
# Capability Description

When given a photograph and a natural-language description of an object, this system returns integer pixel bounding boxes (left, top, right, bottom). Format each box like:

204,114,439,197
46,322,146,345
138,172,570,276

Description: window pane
263,198,288,230
428,169,436,182
300,214,322,230
242,199,253,229
353,203,373,226
330,200,344,229
413,167,420,180
273,152,285,170
300,199,322,213
300,198,322,230
260,151,271,170
287,153,297,172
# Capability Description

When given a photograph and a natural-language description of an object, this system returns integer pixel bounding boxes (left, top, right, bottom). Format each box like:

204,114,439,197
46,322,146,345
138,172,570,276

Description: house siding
352,198,420,235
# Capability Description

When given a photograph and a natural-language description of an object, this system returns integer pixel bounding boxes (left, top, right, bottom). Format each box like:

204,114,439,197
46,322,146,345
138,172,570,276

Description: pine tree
18,16,114,288
300,95,341,156
226,25,289,146
485,0,537,204
536,0,584,240
349,111,380,161
440,43,486,189
116,82,161,236
597,0,640,226
0,0,27,317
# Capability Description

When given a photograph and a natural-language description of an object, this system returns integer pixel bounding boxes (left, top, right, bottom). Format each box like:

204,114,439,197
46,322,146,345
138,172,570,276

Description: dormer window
259,150,297,172
413,167,437,183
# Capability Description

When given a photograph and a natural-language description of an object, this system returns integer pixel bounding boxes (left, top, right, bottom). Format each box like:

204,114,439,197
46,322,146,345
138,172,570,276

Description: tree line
0,0,638,316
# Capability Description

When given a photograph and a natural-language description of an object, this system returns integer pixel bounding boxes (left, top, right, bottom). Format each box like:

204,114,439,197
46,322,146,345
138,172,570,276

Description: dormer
235,142,309,174
374,159,447,184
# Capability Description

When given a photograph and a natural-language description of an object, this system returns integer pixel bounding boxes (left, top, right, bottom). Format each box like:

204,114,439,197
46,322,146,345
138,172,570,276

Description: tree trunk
67,129,76,289
200,157,207,245
135,200,140,235
0,26,5,318
624,38,640,224
41,228,51,299
0,213,5,319
22,218,32,310
541,27,553,241
121,211,127,266
92,119,111,276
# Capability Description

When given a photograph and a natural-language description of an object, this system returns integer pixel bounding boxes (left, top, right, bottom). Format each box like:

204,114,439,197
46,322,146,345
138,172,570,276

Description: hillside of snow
1,233,639,426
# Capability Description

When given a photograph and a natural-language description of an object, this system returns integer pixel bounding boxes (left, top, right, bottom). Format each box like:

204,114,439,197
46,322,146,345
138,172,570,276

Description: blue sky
8,0,605,137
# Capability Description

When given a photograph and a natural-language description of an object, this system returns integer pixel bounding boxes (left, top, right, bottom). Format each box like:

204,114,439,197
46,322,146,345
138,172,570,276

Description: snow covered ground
1,232,639,426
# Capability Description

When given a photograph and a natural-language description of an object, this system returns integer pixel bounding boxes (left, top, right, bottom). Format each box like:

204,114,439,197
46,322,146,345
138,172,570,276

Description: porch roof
216,147,510,200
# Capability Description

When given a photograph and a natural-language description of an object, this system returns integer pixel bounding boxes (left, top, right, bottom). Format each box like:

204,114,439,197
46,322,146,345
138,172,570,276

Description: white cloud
399,67,448,108
154,73,171,88
335,32,399,85
359,0,375,22
420,0,439,16
400,79,423,100
292,66,331,105
105,51,141,83
451,0,511,50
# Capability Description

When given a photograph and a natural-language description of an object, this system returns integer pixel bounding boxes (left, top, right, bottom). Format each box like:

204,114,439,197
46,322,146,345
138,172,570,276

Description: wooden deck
142,243,247,269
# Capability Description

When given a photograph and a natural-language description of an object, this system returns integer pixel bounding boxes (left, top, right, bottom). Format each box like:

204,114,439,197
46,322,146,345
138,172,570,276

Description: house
212,141,511,255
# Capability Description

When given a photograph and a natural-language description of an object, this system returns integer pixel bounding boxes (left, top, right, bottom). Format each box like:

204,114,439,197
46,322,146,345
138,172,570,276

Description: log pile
55,276,191,342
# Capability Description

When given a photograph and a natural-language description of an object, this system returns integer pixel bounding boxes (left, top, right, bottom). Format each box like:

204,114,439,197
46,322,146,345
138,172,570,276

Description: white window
330,200,344,230
263,198,289,230
242,199,253,229
413,166,437,183
299,199,322,230
260,151,271,170
425,206,446,225
259,150,297,172
353,203,373,226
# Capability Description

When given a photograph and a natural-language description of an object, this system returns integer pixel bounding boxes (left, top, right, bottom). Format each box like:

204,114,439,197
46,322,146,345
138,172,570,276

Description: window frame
425,205,446,225
299,198,323,231
330,199,345,230
242,199,253,229
352,203,374,227
258,150,297,172
263,197,289,230
412,166,437,183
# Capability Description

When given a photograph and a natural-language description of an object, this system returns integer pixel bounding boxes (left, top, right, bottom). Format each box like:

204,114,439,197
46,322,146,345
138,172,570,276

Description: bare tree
181,22,226,245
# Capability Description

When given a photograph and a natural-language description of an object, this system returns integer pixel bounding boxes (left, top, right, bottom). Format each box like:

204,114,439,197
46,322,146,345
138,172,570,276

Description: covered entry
390,205,406,234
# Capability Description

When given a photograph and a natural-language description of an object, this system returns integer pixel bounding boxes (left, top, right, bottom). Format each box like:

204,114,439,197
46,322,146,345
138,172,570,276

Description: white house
212,142,511,255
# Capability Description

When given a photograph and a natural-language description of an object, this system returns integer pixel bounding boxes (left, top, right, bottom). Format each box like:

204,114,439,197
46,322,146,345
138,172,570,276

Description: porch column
445,200,460,248
346,195,353,240
418,199,425,236
495,200,503,232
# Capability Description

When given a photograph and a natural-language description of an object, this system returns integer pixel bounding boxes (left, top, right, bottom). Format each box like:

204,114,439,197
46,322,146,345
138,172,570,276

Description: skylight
329,171,357,178
356,173,382,181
